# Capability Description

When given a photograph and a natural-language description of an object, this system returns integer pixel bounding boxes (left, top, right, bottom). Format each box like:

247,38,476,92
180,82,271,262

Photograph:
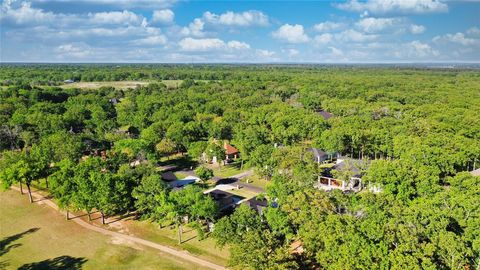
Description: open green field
210,161,245,179
239,175,270,190
120,220,230,266
57,79,212,90
0,190,210,270
58,81,151,89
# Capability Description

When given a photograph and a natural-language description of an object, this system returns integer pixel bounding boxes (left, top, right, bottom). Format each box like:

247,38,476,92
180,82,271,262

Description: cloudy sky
1,0,479,63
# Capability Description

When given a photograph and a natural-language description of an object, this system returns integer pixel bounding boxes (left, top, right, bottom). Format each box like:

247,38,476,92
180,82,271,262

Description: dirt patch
107,218,131,235
110,236,143,250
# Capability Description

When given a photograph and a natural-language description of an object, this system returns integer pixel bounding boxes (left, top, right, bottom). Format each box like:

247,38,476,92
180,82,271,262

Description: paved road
10,186,228,270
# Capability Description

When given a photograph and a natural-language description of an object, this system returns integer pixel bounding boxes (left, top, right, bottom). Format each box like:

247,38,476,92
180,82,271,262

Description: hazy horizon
1,0,479,63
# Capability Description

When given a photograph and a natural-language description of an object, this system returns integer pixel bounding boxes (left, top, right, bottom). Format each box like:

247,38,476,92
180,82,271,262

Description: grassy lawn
173,171,189,179
160,80,214,88
161,80,183,88
0,190,211,270
57,80,213,90
59,81,151,89
211,161,245,178
158,155,197,171
119,220,230,267
239,174,271,190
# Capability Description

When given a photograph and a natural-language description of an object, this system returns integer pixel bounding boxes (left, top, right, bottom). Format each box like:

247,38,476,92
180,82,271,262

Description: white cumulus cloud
180,18,205,37
256,49,276,59
355,17,399,33
406,40,439,57
202,10,268,27
227,40,250,50
152,9,174,24
55,43,92,59
272,24,309,43
88,10,145,26
178,37,250,51
314,33,334,45
1,1,56,25
410,24,426,34
433,32,478,46
337,0,448,15
335,29,378,42
314,21,345,32
132,35,167,46
466,27,480,36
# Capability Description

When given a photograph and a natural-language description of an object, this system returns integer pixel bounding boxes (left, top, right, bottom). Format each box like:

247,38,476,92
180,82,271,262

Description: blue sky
1,0,479,63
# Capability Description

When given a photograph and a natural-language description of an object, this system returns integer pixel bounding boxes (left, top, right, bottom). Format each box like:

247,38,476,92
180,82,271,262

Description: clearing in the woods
0,190,212,270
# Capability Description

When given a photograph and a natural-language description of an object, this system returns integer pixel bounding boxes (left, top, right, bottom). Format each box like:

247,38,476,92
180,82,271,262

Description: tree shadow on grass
158,156,198,171
0,228,40,256
105,211,139,225
0,259,10,270
216,177,238,185
18,256,87,270
32,195,53,203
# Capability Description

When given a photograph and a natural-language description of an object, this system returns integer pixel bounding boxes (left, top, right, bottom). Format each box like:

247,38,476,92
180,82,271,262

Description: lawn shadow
229,160,243,170
158,156,198,171
105,212,139,225
180,233,197,244
161,171,177,181
18,255,87,270
0,260,10,270
68,211,98,220
0,228,40,256
216,178,238,185
33,195,52,203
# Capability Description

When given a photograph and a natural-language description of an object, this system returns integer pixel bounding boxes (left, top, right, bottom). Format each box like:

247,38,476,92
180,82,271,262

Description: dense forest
1,64,479,269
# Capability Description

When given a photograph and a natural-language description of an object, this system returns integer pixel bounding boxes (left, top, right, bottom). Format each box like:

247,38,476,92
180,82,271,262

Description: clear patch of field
59,81,151,89
161,80,183,88
240,174,271,190
173,171,189,179
209,161,245,179
57,80,212,90
0,190,211,270
117,219,230,266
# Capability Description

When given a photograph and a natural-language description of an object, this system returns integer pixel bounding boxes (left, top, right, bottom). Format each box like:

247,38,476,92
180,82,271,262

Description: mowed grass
209,161,245,179
0,190,211,270
240,174,270,190
59,81,151,89
120,220,230,267
58,80,211,90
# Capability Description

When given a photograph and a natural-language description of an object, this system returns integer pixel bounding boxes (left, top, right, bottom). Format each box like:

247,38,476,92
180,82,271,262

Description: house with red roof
224,142,239,162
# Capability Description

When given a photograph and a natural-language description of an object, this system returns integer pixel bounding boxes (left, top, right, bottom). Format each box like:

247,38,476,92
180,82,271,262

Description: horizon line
1,61,480,65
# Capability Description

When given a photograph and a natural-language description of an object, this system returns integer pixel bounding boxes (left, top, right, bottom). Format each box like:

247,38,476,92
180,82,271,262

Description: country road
10,186,228,270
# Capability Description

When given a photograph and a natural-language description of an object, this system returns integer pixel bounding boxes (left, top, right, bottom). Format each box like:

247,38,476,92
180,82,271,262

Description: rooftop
318,110,333,120
224,143,239,155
